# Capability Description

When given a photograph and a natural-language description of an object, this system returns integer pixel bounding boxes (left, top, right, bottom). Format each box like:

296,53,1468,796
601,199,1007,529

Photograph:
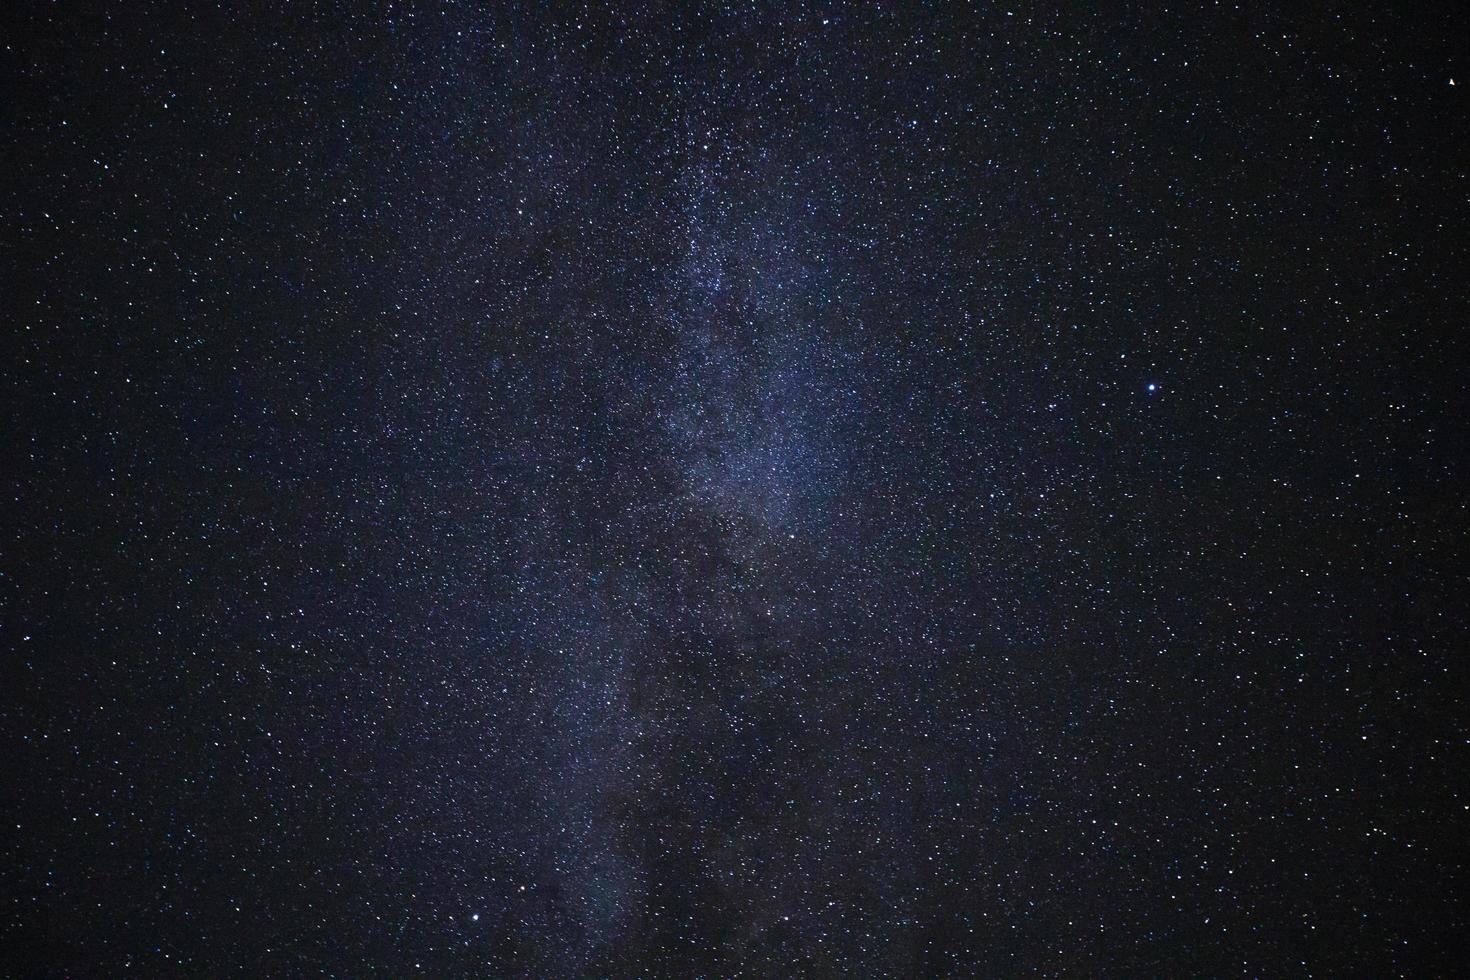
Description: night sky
3,3,1467,976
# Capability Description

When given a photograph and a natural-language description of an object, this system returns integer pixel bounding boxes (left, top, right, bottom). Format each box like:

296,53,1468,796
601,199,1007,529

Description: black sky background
2,3,1467,976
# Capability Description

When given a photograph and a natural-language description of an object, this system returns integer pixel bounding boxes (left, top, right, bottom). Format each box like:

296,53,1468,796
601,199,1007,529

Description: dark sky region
2,3,1467,976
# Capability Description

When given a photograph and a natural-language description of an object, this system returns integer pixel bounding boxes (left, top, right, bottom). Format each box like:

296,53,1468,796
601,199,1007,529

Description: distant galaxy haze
2,4,1466,976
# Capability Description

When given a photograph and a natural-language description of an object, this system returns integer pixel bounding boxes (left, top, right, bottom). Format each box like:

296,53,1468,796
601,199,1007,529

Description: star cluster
2,4,1466,975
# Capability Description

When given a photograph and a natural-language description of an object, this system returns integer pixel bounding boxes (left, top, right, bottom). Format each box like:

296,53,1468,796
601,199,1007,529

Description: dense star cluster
3,4,1466,976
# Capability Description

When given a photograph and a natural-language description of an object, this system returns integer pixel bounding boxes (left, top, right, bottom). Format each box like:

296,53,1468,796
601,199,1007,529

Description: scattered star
3,4,1461,976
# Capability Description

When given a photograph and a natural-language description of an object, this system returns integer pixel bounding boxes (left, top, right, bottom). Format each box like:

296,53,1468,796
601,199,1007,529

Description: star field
2,4,1466,976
